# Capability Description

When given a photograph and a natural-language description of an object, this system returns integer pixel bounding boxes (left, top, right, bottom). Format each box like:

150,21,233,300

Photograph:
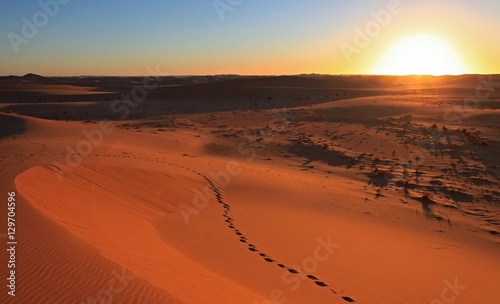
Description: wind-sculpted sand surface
1,74,499,303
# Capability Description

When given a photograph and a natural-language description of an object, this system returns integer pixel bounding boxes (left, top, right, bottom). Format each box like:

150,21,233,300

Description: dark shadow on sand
287,139,359,168
0,114,27,140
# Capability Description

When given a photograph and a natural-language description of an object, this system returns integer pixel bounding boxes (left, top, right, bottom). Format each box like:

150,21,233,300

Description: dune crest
15,164,264,304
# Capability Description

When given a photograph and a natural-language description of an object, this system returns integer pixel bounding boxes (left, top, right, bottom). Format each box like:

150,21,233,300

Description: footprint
307,275,318,280
287,268,299,274
342,296,355,302
315,281,328,287
264,258,274,263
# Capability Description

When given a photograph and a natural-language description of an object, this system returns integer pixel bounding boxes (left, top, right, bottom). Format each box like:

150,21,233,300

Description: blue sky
0,0,499,75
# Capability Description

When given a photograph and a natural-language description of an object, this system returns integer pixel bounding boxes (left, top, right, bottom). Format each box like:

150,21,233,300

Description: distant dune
0,113,27,139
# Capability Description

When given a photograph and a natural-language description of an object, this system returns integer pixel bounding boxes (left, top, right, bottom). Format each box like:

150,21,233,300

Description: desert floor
1,74,499,303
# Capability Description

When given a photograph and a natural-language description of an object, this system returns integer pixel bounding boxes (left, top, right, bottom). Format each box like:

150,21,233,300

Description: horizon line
2,73,500,78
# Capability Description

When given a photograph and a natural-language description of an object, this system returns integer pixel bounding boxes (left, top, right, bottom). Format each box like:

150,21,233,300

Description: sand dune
0,114,27,140
15,165,264,304
1,75,499,303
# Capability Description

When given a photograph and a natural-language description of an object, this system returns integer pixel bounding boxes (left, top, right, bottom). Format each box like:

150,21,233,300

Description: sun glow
371,34,469,75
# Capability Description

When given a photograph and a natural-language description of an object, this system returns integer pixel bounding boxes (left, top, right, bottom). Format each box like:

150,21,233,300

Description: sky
0,0,499,76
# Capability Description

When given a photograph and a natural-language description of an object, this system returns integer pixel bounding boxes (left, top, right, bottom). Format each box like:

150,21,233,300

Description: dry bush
421,192,433,200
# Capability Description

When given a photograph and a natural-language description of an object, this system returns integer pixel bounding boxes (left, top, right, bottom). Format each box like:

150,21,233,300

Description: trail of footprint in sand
198,173,357,303
91,153,356,303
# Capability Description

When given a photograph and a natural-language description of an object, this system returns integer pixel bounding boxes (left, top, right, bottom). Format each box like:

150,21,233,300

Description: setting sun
371,34,470,76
